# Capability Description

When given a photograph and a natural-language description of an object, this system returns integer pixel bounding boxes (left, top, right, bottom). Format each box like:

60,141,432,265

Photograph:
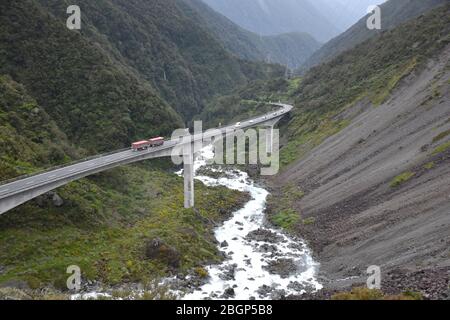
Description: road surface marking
26,181,35,185
49,174,56,178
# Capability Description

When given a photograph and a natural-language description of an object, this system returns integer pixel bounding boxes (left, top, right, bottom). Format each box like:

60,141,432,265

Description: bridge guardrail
0,102,292,188
0,147,130,187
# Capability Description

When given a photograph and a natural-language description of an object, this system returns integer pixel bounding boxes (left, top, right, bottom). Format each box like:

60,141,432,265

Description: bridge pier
183,150,195,209
265,125,274,154
263,117,282,154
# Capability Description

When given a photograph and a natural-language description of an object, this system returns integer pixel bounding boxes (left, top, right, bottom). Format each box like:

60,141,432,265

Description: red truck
132,137,164,151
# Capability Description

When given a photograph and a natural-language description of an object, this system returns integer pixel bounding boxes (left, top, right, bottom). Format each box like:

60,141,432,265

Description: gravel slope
274,46,450,299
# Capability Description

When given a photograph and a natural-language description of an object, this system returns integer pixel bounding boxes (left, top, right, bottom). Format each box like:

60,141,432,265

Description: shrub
424,162,435,170
302,217,316,225
432,141,450,155
332,287,384,300
272,209,300,230
194,267,209,279
432,129,450,143
390,171,415,188
332,287,422,300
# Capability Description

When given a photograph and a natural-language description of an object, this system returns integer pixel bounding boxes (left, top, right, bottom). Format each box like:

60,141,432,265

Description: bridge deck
0,103,292,207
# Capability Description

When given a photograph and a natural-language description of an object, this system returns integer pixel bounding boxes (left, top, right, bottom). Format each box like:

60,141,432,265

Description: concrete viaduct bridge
0,103,292,215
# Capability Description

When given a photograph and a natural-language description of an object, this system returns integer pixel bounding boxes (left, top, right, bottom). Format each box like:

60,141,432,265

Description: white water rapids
178,145,322,300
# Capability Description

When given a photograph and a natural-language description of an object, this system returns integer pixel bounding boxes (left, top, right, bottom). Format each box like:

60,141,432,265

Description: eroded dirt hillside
273,46,450,298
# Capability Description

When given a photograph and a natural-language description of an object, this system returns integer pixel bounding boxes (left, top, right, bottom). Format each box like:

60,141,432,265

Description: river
178,145,322,300
72,145,321,300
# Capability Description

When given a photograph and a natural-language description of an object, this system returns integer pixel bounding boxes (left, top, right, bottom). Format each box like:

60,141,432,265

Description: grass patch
390,171,415,188
332,287,422,300
302,217,316,225
370,58,417,106
271,210,300,230
432,129,450,144
432,141,450,155
424,162,435,170
267,183,305,231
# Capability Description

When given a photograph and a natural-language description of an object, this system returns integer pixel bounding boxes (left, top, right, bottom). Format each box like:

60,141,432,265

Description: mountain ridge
180,0,321,69
301,0,448,71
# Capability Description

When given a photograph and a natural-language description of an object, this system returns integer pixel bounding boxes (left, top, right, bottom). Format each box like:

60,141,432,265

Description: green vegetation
390,172,416,188
0,75,77,180
432,141,450,155
198,77,296,128
302,217,316,225
0,0,183,152
424,162,435,170
281,5,450,166
0,72,249,290
332,287,422,300
266,183,304,230
302,0,448,70
194,267,209,279
0,0,281,153
0,166,247,289
271,210,300,230
432,129,450,144
370,58,417,106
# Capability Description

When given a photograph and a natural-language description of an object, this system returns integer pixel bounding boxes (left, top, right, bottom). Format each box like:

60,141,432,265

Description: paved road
0,103,292,200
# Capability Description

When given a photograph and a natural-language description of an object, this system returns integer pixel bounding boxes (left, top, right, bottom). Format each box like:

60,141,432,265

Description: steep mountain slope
201,0,340,42
267,5,450,298
0,75,78,181
302,0,447,71
181,0,321,69
0,0,183,152
33,0,282,121
311,0,387,31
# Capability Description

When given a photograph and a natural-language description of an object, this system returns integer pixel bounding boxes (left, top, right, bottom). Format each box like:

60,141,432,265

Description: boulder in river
257,284,275,298
245,228,283,243
271,289,287,300
219,264,237,281
263,258,306,278
287,281,316,294
257,243,278,254
222,288,235,299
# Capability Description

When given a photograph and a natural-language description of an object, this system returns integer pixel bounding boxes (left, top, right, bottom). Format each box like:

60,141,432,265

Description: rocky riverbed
170,145,322,300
